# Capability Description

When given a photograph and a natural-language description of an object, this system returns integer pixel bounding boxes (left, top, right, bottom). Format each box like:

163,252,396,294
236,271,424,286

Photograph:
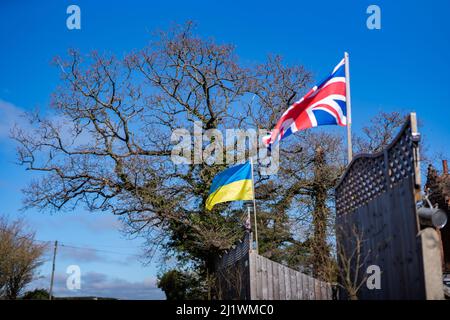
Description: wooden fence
215,232,333,300
335,113,444,299
249,253,332,300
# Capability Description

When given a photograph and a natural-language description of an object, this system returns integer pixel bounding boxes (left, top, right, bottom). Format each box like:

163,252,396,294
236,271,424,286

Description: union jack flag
263,58,347,148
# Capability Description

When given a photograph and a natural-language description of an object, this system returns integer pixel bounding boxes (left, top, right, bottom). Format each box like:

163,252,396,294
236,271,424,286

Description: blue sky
1,0,449,299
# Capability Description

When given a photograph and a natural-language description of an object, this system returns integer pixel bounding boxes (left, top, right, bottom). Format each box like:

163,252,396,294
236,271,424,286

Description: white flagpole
250,158,259,254
344,52,353,164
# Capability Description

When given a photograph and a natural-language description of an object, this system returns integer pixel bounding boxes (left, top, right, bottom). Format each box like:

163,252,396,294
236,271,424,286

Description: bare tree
11,22,313,275
354,111,404,154
0,216,46,299
335,225,371,300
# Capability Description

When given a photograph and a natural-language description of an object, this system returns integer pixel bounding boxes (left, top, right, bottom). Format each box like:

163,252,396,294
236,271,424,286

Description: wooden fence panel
249,253,332,300
335,113,444,300
215,232,334,300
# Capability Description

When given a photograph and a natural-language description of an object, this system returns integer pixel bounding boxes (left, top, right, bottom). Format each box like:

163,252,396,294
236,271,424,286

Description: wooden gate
335,113,444,299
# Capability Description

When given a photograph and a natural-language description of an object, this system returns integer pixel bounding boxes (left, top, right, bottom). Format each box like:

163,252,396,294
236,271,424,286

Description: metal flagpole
246,206,252,231
344,52,353,164
249,158,259,254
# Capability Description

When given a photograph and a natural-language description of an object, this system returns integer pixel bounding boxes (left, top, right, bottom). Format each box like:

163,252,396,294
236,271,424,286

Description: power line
59,243,139,256
0,226,141,256
58,240,140,249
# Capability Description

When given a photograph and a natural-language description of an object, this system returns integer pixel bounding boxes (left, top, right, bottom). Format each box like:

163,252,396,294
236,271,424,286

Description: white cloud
0,98,94,148
0,99,26,140
33,212,124,235
30,271,165,300
56,245,135,266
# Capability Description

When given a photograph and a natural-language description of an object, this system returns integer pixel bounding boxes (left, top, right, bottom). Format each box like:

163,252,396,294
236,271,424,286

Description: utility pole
49,240,58,300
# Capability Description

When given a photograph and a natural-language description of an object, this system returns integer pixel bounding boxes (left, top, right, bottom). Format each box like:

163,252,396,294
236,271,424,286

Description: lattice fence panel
336,113,420,216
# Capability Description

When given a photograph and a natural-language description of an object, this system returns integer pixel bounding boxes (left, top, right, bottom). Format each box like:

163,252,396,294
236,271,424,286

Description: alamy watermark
66,5,81,30
171,122,279,175
366,5,381,30
366,264,381,290
66,265,81,290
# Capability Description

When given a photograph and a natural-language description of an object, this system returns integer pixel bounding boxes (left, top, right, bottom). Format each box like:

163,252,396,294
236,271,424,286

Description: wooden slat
314,278,321,300
249,252,257,300
267,259,274,300
370,188,382,300
301,273,308,300
290,269,298,299
391,182,407,299
278,263,286,300
317,282,323,300
308,276,314,300
284,266,291,300
261,257,268,300
272,261,280,300
296,272,303,300
256,255,262,300
326,283,332,300
380,191,393,299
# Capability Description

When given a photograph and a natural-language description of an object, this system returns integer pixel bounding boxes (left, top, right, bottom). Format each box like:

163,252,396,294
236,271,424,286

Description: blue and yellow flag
206,161,254,211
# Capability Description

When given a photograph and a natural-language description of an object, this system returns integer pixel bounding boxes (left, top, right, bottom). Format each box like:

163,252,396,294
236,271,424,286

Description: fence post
420,228,445,299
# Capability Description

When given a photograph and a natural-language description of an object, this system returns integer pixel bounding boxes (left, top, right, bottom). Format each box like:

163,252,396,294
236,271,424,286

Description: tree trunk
311,147,331,280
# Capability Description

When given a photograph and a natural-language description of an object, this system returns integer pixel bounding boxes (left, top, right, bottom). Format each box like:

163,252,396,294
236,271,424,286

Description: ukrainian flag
206,161,254,211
